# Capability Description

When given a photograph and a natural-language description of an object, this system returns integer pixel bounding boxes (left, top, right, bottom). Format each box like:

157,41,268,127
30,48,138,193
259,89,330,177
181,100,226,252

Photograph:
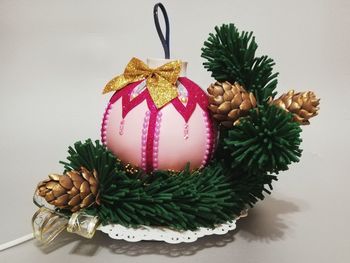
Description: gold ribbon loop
103,57,182,108
32,207,68,244
67,211,99,239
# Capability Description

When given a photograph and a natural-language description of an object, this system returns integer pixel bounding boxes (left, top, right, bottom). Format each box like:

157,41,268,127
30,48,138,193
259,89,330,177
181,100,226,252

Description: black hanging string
153,3,170,59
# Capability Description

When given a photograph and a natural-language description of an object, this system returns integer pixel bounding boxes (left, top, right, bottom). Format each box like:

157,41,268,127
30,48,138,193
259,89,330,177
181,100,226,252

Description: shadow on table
237,197,300,242
36,196,300,257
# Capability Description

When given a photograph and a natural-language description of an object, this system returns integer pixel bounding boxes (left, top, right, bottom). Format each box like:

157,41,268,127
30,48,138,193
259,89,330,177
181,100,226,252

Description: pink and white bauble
101,59,215,172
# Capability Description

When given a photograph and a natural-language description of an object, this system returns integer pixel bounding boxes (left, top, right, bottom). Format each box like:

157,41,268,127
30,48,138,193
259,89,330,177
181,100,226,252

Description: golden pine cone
37,167,100,212
207,81,257,127
271,90,320,125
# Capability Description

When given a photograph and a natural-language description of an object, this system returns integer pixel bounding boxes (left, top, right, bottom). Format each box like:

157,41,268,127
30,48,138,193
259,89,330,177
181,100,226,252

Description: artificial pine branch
58,139,277,230
201,24,279,103
59,139,120,192
95,164,235,230
223,105,303,174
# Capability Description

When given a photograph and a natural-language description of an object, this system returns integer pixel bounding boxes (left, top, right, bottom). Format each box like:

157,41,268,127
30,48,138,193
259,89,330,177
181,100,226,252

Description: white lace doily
98,220,238,244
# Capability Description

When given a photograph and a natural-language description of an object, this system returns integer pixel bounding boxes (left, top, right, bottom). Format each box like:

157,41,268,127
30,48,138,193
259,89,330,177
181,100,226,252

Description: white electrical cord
0,234,34,252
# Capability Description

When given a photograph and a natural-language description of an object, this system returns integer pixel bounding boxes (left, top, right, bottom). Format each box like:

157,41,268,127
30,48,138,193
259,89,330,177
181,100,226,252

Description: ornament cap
147,58,187,77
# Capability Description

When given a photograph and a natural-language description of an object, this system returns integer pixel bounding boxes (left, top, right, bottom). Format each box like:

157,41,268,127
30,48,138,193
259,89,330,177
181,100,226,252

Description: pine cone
37,167,99,212
207,81,257,127
271,90,320,125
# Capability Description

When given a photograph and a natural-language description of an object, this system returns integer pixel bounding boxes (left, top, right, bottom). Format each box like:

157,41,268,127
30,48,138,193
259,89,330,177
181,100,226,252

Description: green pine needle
58,139,277,230
201,24,279,103
59,139,125,197
224,105,303,174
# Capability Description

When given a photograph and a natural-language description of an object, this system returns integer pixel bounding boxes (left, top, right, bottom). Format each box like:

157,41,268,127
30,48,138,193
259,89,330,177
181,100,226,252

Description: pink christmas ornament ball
101,59,216,172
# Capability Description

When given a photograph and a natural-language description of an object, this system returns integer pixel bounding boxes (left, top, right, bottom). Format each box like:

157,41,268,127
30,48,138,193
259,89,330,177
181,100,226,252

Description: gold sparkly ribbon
103,57,182,108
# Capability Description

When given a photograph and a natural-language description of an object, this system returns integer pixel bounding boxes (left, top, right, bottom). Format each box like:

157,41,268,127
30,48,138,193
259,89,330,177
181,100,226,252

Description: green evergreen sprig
224,105,303,174
95,164,236,230
59,139,121,195
201,24,279,103
58,139,277,230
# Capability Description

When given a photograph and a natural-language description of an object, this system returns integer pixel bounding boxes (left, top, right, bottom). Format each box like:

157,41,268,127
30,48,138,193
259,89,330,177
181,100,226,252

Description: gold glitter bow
103,57,182,108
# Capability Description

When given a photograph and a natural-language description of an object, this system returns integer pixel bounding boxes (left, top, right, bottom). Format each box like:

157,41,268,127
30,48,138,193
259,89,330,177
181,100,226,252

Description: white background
0,0,349,262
